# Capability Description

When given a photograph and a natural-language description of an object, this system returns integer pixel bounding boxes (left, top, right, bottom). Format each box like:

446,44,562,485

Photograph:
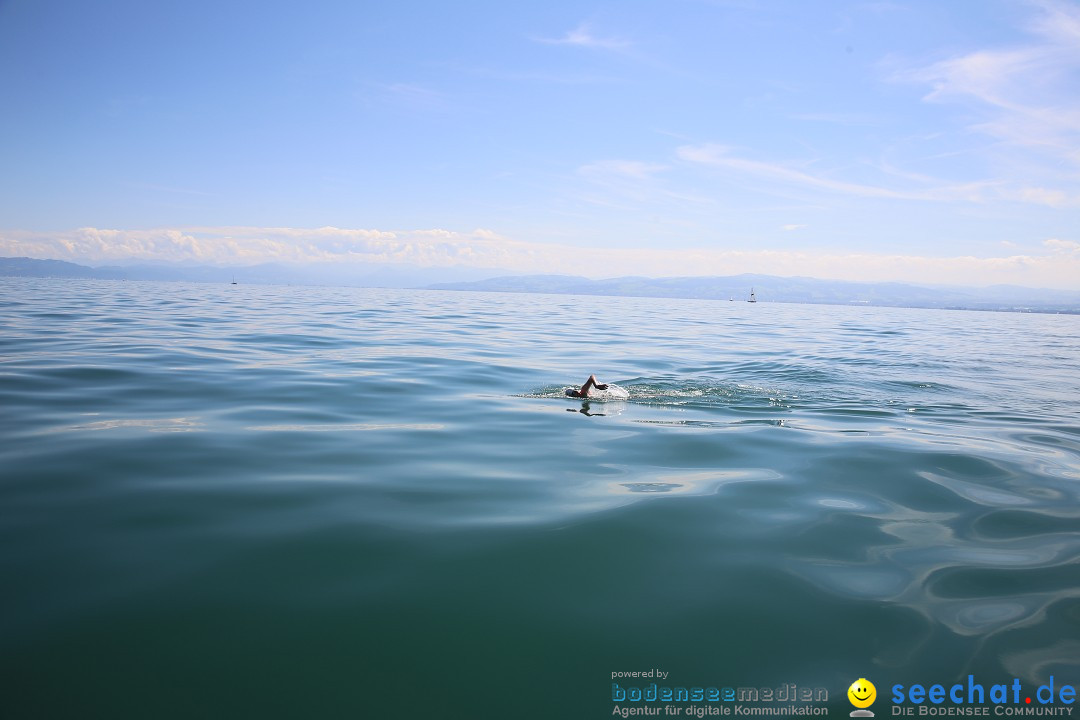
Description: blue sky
1,0,1078,288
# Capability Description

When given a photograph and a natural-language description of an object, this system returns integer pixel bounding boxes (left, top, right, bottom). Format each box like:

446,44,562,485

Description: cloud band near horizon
2,226,1078,290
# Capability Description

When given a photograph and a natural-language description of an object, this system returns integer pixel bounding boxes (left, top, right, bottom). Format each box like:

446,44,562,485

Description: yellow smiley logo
848,678,877,709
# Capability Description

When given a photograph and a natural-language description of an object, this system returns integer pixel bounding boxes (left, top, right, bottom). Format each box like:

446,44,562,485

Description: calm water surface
1,278,1078,718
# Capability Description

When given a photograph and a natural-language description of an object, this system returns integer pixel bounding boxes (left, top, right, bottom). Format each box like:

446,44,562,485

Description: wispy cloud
456,65,622,85
790,112,883,126
3,226,1079,289
577,159,711,209
676,144,922,200
578,160,668,181
370,82,453,113
1007,186,1080,208
677,143,1079,207
897,0,1080,167
668,1,1080,212
535,23,630,50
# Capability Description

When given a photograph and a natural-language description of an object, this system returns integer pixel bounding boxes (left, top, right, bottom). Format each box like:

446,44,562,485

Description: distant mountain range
0,256,501,288
3,257,1079,313
426,274,1080,313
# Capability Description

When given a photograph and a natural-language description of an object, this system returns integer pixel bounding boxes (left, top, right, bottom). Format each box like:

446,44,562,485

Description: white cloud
3,225,1079,290
1044,237,1080,253
535,23,630,50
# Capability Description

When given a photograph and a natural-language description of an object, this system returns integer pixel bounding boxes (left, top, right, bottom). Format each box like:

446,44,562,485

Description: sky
1,0,1078,288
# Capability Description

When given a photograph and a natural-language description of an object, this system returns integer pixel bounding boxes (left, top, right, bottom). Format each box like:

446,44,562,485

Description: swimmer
565,374,609,398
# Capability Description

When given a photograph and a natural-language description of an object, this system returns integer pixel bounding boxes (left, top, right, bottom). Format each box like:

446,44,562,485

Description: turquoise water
1,278,1078,718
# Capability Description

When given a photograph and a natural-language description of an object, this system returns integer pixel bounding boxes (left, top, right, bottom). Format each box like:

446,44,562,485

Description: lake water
1,278,1078,718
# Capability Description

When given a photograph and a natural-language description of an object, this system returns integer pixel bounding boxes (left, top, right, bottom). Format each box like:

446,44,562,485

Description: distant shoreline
421,284,1080,316
4,260,1075,313
424,274,1080,316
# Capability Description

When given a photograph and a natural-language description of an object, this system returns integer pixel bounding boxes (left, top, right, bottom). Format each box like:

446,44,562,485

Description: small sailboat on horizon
748,287,757,303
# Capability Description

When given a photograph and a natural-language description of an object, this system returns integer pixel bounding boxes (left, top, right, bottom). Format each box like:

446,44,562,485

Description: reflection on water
32,416,204,434
245,422,444,432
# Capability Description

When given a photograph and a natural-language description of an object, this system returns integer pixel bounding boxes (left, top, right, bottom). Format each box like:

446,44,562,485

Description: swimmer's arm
579,375,609,395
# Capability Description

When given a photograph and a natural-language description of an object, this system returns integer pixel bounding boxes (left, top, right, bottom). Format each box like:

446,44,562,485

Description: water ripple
2,278,1079,705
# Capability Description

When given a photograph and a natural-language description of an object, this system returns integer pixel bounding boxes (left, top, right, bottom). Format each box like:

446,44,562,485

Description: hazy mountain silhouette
4,257,1078,313
426,274,1080,313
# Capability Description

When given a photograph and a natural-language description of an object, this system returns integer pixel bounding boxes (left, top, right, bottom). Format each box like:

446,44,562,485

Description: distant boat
748,287,757,303
231,276,237,285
